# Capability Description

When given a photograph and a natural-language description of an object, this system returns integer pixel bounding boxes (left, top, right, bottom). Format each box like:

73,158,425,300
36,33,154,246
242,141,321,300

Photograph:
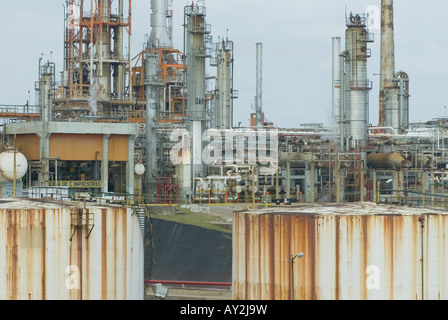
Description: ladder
70,208,95,241
132,202,155,285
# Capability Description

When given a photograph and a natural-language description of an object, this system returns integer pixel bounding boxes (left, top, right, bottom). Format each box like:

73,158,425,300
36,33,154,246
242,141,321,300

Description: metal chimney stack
379,0,395,127
148,0,172,49
379,0,409,132
255,42,263,128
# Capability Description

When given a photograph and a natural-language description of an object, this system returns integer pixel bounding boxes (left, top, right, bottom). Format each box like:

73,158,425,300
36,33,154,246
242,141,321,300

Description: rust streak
122,208,127,300
41,210,46,300
335,216,340,300
102,209,107,300
362,215,368,300
85,211,91,301
309,216,316,300
269,215,275,300
77,210,83,300
7,210,19,300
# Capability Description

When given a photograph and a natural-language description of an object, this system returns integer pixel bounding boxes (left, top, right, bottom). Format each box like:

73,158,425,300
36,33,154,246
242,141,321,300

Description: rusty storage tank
233,202,448,300
0,199,144,300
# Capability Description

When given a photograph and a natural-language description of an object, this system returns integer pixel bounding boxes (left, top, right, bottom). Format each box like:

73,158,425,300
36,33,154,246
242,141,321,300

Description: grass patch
151,206,232,234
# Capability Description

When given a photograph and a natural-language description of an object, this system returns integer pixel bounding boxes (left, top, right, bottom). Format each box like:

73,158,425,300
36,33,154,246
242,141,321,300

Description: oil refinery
1,0,448,300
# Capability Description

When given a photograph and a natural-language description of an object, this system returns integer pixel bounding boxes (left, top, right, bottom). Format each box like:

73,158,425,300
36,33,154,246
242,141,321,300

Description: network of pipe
25,0,448,207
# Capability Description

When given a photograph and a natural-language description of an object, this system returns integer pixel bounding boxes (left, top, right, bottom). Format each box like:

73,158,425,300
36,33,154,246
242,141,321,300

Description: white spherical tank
0,151,28,181
134,163,146,176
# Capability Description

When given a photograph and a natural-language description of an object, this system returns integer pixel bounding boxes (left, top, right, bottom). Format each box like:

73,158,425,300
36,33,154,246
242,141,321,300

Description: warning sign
51,181,103,188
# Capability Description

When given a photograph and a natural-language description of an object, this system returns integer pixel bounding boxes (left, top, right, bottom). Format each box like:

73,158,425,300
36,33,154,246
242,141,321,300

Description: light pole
290,252,304,300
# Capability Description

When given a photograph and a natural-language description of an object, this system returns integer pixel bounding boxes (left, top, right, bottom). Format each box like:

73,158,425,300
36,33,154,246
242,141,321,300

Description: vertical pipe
286,160,291,200
102,134,110,193
290,255,294,300
332,37,341,124
145,52,159,201
335,156,341,203
90,0,94,85
255,42,263,128
372,170,377,202
127,135,136,197
252,166,256,209
13,134,17,198
115,0,124,99
339,52,347,151
129,0,133,100
419,215,425,300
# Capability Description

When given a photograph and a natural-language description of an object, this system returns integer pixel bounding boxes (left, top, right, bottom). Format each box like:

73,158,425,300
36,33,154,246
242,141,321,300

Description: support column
372,170,377,203
38,133,51,187
127,135,136,196
102,134,110,193
305,162,315,203
286,160,291,200
335,157,341,203
392,170,399,203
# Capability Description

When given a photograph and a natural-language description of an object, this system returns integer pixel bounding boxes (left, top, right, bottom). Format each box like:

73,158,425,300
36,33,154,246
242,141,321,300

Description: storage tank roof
237,202,448,216
0,199,118,210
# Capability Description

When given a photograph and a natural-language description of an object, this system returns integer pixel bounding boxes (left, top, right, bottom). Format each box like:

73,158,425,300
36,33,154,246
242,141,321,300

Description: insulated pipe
144,51,160,200
332,37,341,124
396,71,410,131
339,51,348,151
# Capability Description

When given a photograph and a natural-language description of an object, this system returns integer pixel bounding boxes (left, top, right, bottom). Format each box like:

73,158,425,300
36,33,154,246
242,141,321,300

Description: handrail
145,280,231,287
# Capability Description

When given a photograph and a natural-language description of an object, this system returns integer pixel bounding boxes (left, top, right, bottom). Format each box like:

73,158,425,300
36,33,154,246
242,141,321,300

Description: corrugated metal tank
0,199,144,300
233,202,448,300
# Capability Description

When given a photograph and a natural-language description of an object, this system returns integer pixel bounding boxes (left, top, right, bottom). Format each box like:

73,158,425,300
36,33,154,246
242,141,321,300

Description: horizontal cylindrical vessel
367,152,411,169
0,199,144,300
233,203,448,300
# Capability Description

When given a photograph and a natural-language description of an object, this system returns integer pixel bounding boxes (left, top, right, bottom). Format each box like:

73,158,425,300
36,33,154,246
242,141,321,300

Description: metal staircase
133,202,155,286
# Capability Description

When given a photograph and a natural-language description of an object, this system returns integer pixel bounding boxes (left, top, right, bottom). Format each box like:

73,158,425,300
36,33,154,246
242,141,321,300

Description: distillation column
145,0,173,201
98,0,112,98
342,13,374,149
37,62,55,186
215,40,233,130
332,37,341,125
185,3,210,180
113,0,126,99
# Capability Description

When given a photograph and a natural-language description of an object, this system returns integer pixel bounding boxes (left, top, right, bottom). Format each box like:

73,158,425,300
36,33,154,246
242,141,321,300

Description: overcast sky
1,0,447,129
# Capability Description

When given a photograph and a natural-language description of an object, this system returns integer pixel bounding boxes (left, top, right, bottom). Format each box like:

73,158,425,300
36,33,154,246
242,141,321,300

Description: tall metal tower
341,13,374,149
59,0,132,118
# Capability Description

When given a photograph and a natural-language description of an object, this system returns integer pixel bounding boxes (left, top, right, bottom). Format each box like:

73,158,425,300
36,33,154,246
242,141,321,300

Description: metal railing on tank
374,188,448,210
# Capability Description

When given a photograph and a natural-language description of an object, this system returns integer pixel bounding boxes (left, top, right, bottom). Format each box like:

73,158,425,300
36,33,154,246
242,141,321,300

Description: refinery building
1,0,448,301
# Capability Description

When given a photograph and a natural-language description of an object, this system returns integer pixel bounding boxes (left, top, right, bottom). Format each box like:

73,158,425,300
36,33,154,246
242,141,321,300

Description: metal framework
60,0,133,119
